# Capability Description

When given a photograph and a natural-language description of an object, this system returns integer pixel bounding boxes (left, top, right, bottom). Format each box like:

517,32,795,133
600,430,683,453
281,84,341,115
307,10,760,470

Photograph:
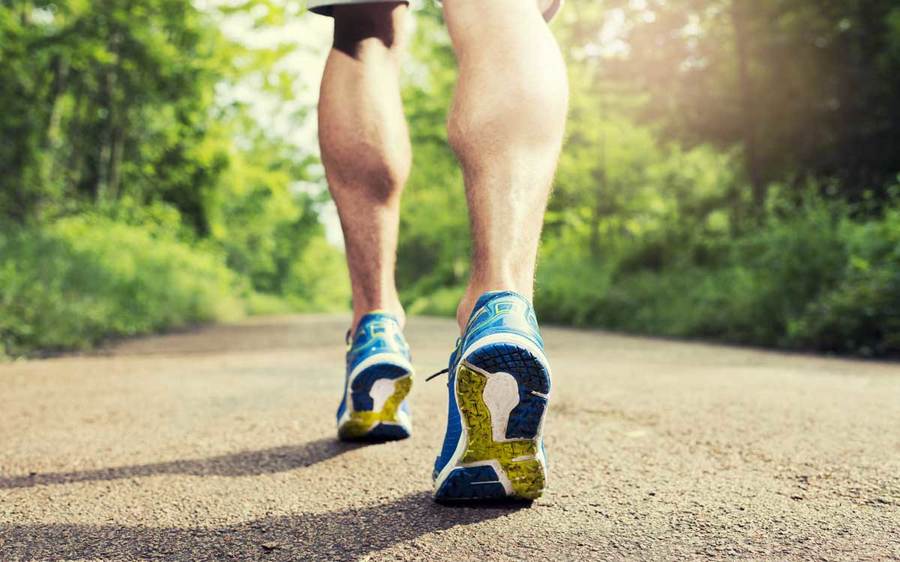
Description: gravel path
1,315,898,561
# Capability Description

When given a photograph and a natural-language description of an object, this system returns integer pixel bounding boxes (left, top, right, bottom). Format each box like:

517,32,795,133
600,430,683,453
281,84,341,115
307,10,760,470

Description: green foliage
0,1,349,357
790,206,900,356
535,194,900,357
577,0,900,202
397,10,469,303
0,0,227,221
406,285,466,319
0,216,243,356
282,237,352,312
202,127,324,294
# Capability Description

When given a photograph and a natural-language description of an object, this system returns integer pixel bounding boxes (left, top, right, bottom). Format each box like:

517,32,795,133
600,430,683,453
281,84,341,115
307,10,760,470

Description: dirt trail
1,315,898,560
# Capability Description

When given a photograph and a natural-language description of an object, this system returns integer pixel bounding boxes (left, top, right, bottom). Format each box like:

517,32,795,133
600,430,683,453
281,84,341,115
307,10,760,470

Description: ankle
352,298,406,334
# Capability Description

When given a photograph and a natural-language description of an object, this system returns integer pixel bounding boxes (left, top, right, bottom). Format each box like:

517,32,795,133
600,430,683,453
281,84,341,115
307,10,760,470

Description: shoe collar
346,310,402,346
465,290,532,328
430,291,535,382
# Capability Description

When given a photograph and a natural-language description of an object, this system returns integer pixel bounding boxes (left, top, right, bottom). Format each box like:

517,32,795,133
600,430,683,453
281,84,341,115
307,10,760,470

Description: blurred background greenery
1,0,898,358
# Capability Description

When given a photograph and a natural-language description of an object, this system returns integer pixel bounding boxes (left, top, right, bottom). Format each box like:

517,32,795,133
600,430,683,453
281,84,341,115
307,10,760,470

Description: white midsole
433,333,552,494
337,353,414,430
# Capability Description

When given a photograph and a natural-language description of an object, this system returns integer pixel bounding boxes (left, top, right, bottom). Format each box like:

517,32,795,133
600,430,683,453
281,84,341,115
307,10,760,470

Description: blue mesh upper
336,312,410,421
433,291,544,479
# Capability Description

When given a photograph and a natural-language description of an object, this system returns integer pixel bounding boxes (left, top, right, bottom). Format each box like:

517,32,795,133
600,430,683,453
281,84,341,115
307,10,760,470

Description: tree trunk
107,124,125,201
67,86,90,195
731,0,766,217
43,56,69,149
42,55,70,189
96,31,123,203
590,166,605,258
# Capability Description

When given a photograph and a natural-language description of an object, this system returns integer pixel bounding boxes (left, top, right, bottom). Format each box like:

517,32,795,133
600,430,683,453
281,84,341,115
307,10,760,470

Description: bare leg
318,2,410,331
444,0,569,332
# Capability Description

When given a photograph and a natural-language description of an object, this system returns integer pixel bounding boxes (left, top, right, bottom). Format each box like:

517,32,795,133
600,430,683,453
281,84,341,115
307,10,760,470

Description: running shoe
431,291,551,501
337,312,413,441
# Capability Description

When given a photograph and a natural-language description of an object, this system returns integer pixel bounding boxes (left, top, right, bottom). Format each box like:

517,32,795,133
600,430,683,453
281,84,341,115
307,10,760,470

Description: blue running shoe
337,312,414,441
432,291,551,501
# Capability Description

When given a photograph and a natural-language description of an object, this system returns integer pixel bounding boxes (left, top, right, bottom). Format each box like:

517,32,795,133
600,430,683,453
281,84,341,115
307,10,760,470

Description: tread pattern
435,465,507,500
466,343,549,439
350,363,410,411
338,369,412,441
437,342,550,501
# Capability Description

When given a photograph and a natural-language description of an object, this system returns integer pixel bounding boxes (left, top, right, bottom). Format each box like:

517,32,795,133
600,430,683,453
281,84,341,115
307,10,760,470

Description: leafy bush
406,285,466,318
0,216,244,356
789,206,900,356
282,237,351,312
535,197,900,358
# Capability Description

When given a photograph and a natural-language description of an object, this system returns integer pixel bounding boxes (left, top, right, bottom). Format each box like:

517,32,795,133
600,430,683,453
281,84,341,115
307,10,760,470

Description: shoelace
426,337,461,382
425,368,449,382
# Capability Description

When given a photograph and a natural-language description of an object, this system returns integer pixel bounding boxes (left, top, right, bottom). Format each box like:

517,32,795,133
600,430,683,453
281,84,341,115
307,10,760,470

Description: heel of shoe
338,364,413,441
435,341,550,501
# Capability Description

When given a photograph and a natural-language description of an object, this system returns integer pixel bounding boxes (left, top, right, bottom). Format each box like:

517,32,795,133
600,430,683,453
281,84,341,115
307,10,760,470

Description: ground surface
0,315,898,561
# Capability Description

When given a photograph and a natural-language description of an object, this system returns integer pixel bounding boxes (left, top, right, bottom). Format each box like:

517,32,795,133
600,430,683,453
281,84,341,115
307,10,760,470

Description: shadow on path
0,491,520,561
0,438,361,489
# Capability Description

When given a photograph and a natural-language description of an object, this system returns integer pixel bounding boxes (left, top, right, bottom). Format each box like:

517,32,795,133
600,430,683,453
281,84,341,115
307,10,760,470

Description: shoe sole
338,360,413,442
434,334,551,501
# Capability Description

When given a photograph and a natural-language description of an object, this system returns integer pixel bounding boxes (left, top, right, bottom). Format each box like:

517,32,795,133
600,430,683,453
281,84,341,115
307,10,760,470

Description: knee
333,2,407,59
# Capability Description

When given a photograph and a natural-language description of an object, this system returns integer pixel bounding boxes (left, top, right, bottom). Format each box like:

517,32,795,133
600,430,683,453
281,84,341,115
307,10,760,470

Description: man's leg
431,0,567,501
318,2,410,331
321,3,415,442
444,0,568,331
